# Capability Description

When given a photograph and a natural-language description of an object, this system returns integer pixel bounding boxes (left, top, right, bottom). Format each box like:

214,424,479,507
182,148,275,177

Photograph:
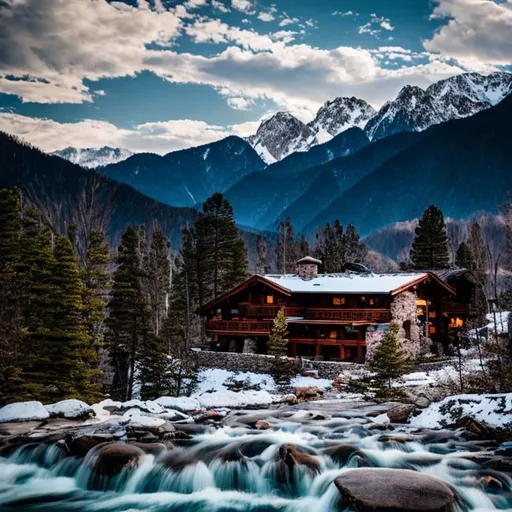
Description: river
0,401,510,511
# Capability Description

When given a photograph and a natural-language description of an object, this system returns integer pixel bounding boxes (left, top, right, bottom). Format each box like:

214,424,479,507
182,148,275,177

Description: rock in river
89,443,145,476
335,468,457,512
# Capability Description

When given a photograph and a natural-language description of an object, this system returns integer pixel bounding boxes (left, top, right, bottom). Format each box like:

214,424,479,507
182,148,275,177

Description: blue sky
0,0,510,153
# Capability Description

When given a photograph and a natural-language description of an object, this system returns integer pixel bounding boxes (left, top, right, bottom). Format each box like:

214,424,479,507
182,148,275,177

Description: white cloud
424,0,512,68
231,0,255,14
0,0,187,103
212,0,230,13
358,13,395,38
184,0,208,8
226,96,254,109
332,10,359,17
0,113,257,154
258,11,275,22
279,16,299,27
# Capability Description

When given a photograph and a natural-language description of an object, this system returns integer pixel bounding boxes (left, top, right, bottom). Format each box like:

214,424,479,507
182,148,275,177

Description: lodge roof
196,271,455,314
264,272,453,295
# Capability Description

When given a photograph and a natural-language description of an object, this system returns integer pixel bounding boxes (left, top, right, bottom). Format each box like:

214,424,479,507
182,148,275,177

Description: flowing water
0,402,511,511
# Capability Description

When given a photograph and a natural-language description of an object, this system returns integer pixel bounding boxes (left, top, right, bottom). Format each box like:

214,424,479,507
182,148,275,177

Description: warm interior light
266,295,274,304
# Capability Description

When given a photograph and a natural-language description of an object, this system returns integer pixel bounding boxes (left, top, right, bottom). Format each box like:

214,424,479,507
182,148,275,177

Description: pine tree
410,205,450,269
275,218,299,273
314,220,367,272
138,332,173,400
105,226,151,401
195,193,248,306
268,310,289,356
298,233,310,259
455,241,475,269
0,188,23,404
369,323,409,389
146,227,171,336
255,235,270,275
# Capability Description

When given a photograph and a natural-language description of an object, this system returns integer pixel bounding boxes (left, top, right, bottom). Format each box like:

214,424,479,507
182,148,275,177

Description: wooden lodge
197,257,478,363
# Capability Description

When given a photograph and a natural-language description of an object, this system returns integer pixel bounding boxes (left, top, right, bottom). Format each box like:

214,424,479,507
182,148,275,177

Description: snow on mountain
53,146,134,169
309,97,376,143
365,72,512,141
248,112,317,164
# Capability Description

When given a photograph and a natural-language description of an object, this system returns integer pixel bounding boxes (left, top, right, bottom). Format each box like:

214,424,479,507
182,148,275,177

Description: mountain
308,97,376,143
0,132,197,247
100,136,265,208
365,72,512,141
264,127,369,178
225,130,423,230
304,92,512,236
248,112,316,164
53,146,133,168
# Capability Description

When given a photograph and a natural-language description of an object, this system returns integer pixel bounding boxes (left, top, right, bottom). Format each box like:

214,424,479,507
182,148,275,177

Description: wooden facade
197,262,477,362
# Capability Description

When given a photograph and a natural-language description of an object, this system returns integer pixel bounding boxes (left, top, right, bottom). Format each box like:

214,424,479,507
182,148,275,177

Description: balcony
442,302,474,316
240,304,282,318
304,308,391,323
206,319,273,335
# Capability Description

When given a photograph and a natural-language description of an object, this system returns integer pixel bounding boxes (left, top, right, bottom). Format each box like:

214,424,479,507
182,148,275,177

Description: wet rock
378,434,418,444
483,458,512,473
238,439,274,457
255,420,270,430
456,416,497,439
276,444,320,473
89,443,145,476
280,394,298,405
335,468,457,512
323,444,364,465
366,423,390,431
158,450,198,471
414,395,431,409
303,370,319,379
65,433,116,457
129,442,167,456
135,433,160,443
294,386,324,398
387,404,416,423
0,421,45,436
478,475,503,490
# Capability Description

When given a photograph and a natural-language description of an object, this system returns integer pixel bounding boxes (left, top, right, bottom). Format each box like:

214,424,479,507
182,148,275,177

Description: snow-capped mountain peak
248,112,317,164
308,96,376,144
365,72,512,141
53,146,134,169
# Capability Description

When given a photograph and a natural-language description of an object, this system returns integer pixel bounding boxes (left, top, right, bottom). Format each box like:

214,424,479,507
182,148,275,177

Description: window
329,330,337,339
266,295,274,304
368,298,375,306
215,308,222,320
333,297,346,305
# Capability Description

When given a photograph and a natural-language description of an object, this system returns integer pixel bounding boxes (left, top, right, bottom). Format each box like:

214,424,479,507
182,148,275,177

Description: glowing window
333,297,345,305
329,330,337,339
266,295,274,304
369,298,375,305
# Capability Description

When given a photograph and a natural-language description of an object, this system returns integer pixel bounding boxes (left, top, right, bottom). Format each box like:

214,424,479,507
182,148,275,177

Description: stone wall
390,291,421,360
193,350,361,379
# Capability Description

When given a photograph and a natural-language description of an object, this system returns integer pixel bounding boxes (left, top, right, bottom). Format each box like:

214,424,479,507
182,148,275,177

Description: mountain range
53,146,133,169
26,71,512,241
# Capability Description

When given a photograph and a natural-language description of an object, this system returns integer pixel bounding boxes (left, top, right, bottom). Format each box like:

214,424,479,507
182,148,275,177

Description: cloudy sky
0,0,511,154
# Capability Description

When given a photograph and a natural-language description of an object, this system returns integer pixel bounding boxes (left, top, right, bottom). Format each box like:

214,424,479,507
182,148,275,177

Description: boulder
281,394,298,405
276,444,320,473
89,443,145,476
387,404,416,423
294,386,323,400
45,399,95,420
323,444,364,465
303,370,319,379
66,433,116,457
335,468,457,512
456,416,495,439
0,421,45,436
158,450,198,471
255,420,270,430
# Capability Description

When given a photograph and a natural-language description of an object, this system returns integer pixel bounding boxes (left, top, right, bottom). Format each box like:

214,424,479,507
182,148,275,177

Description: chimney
297,256,322,281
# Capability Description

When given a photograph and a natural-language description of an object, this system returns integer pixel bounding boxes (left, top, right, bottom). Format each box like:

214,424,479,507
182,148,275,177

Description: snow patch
0,401,49,423
45,399,94,419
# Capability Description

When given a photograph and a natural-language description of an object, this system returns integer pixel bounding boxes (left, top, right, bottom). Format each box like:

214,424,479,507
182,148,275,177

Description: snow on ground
196,368,277,394
120,408,166,429
155,396,201,412
197,390,275,409
45,399,94,419
0,401,49,423
290,375,333,390
409,393,512,429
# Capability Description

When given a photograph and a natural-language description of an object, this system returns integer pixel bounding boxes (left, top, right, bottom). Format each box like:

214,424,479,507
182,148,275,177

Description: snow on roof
263,272,429,294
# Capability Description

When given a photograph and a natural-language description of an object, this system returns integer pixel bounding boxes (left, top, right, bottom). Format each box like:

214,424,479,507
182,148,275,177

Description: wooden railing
206,319,273,333
242,304,282,317
442,302,473,315
284,307,306,317
305,308,391,323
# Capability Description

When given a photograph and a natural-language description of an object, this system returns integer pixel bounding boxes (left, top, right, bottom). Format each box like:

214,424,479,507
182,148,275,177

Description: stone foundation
193,351,361,379
390,291,421,360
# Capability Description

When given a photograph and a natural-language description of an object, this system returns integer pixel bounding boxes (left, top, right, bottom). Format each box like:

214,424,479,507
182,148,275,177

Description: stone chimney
297,256,322,281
